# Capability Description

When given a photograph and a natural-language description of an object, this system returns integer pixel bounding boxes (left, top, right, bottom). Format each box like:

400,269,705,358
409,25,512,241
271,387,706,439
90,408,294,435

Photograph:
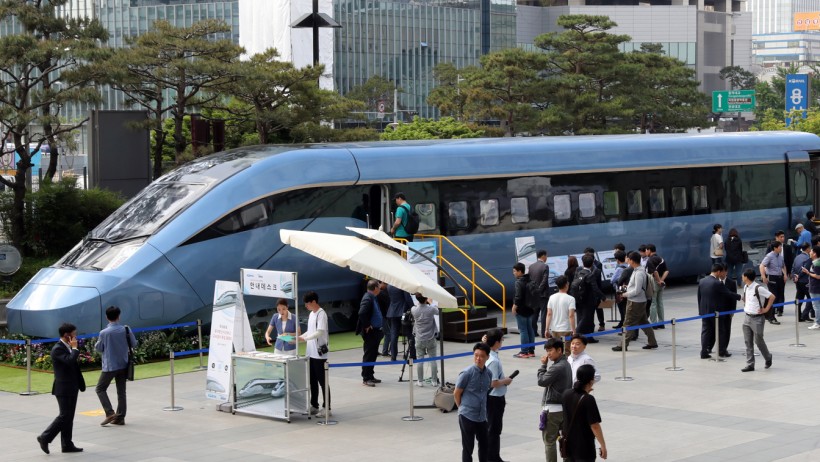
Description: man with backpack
512,263,536,358
570,255,604,343
612,252,658,351
528,249,550,338
391,192,417,242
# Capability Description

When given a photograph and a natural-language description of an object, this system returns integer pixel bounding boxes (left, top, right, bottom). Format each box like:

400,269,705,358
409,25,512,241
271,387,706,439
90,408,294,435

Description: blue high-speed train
7,132,820,337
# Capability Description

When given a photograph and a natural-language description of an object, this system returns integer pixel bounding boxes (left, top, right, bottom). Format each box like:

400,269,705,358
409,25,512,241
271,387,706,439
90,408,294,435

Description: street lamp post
290,0,342,67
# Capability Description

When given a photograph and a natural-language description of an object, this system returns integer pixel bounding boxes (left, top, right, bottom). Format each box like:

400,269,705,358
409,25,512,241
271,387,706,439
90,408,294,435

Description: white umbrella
279,229,458,308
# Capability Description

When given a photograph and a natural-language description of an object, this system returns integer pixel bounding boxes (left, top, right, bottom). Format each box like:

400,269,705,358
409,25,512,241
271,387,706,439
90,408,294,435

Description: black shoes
769,319,781,325
587,338,600,344
111,418,125,425
362,380,376,387
62,446,83,453
719,352,732,358
701,353,712,359
642,344,658,350
371,378,382,384
36,435,49,454
765,357,773,369
612,345,627,352
741,365,754,372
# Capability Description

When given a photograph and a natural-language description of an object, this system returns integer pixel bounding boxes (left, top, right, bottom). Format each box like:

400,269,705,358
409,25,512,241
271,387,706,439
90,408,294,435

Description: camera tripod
397,333,417,382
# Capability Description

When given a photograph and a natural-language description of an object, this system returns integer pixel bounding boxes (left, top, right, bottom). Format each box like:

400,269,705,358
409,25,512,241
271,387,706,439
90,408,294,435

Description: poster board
545,254,585,288
240,269,299,357
514,236,537,267
206,280,255,401
597,250,618,281
407,241,438,282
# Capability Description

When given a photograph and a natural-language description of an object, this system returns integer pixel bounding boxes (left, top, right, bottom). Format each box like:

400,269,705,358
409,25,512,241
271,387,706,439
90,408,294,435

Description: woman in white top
710,224,724,265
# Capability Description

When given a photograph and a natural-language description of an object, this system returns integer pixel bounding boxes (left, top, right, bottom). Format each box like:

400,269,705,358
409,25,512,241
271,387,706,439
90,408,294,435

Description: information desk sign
712,90,755,112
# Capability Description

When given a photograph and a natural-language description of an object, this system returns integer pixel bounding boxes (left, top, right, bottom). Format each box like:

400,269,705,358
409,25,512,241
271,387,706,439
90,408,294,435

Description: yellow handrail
415,234,507,329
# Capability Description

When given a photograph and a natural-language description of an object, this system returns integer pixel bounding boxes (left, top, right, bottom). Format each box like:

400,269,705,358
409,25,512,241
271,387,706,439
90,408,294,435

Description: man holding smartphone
38,323,86,454
484,329,516,462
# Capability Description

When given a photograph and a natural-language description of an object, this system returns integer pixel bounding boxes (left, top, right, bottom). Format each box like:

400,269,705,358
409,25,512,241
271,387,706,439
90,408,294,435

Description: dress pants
96,368,128,419
767,275,785,316
41,392,78,449
717,312,732,355
309,357,330,409
459,414,488,462
576,303,596,335
531,299,545,337
795,281,814,320
742,314,771,367
386,316,402,360
701,315,716,356
361,328,383,381
486,395,506,462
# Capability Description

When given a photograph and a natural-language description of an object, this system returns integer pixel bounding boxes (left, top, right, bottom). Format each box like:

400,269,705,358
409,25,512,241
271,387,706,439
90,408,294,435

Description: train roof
167,131,820,186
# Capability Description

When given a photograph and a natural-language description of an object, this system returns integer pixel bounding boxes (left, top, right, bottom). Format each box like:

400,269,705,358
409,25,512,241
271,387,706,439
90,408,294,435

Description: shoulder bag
558,394,585,459
125,326,136,381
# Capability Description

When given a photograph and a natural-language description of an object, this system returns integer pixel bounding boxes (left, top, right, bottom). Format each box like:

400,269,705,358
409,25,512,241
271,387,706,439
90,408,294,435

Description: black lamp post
290,0,341,66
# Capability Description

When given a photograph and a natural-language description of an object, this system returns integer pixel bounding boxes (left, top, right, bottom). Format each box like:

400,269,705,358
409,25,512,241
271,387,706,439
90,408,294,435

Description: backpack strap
400,202,411,227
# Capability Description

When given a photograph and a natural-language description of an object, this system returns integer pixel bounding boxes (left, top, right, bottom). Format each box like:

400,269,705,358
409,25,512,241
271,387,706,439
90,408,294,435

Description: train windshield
91,182,205,242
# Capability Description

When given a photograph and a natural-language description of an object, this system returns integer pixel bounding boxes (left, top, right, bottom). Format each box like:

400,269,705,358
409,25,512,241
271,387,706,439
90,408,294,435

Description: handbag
742,250,749,264
125,326,136,381
558,394,585,459
714,248,724,257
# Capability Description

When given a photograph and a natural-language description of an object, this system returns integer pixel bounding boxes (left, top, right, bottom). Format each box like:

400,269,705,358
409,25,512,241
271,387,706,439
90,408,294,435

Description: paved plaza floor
2,283,820,461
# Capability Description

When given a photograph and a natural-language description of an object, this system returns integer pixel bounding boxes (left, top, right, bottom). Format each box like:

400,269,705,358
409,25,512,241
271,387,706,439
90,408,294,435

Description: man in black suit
698,263,741,359
357,279,384,387
38,323,86,454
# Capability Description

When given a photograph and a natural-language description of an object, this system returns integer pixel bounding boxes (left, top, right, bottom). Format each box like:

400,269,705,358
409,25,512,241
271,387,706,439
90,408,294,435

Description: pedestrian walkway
2,283,820,461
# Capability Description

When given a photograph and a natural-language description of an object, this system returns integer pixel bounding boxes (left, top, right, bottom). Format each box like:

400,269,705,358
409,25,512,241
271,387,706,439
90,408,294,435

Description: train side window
649,188,665,213
794,170,809,201
480,199,499,226
554,194,571,221
693,185,708,209
448,201,469,229
579,192,596,218
603,191,619,216
510,197,529,223
672,187,688,211
184,197,275,245
627,190,643,215
416,203,436,231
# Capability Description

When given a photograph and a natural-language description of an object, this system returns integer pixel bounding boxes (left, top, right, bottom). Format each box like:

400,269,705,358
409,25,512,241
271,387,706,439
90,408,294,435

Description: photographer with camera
411,293,439,387
299,291,330,416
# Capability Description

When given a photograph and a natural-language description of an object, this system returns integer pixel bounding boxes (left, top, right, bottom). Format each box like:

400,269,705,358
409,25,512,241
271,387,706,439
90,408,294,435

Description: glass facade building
333,0,516,119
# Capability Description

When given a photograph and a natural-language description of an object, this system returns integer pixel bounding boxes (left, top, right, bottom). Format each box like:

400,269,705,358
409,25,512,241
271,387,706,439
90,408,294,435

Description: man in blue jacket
96,306,138,426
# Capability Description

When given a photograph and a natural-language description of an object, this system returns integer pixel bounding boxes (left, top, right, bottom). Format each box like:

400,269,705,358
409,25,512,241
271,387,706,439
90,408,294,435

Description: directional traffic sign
712,90,756,113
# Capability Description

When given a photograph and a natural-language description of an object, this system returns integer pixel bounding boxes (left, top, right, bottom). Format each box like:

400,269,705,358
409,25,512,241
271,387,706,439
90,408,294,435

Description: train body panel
7,132,820,337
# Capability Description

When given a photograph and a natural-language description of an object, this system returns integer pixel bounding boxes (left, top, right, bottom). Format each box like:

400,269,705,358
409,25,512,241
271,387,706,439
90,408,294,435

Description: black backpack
402,203,421,235
570,268,591,302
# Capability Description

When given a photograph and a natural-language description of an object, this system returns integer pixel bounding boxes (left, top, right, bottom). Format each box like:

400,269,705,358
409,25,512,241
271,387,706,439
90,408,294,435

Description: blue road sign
786,73,809,127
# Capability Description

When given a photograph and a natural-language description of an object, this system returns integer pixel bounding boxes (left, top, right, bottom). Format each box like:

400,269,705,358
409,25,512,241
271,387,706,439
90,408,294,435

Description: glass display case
231,352,310,422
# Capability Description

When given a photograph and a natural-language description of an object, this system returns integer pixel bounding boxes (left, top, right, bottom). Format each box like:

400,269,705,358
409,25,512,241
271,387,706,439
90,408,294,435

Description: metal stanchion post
615,327,633,381
317,361,337,425
402,358,423,422
710,313,725,362
791,302,807,347
163,351,183,411
195,319,207,369
19,339,39,396
665,319,683,371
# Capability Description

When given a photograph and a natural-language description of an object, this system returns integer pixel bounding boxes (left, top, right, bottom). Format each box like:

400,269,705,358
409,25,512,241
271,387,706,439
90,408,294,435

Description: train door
365,184,390,231
810,152,820,210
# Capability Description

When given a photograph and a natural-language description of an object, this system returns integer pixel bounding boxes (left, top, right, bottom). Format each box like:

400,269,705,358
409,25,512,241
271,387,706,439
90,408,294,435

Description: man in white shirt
543,275,575,354
741,269,774,372
567,334,601,383
299,291,330,415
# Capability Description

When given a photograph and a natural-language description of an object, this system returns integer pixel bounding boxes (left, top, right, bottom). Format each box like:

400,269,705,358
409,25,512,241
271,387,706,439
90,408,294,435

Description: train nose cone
6,281,102,338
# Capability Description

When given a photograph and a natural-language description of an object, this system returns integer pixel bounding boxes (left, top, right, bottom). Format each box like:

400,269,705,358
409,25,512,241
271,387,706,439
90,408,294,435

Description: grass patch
0,331,365,394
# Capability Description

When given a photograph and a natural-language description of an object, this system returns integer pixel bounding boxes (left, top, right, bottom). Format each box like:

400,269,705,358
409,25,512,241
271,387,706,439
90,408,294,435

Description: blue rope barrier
28,321,200,345
173,348,209,358
0,339,25,345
